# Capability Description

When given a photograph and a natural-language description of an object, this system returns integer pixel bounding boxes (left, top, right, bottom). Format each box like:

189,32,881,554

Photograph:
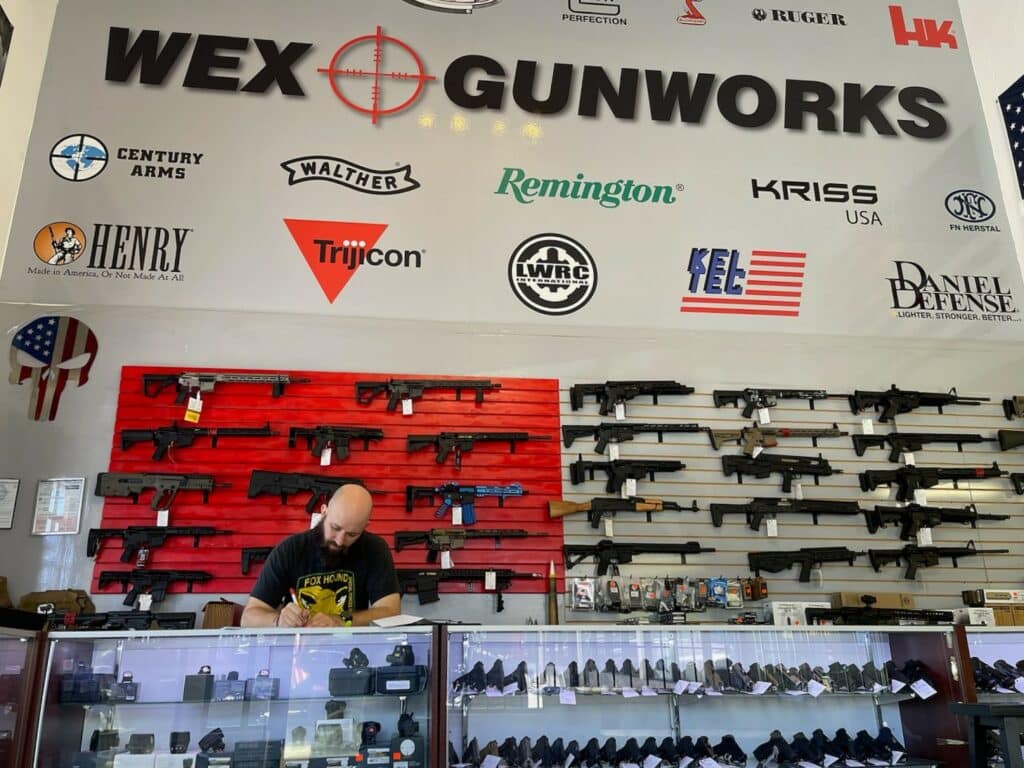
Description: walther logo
888,260,1019,323
496,168,678,208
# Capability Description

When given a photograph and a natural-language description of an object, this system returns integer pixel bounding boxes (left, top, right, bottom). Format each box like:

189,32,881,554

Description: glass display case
444,626,967,768
1,626,42,768
965,627,1024,700
33,627,437,768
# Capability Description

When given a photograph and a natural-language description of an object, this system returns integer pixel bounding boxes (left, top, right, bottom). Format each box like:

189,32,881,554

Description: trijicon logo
284,219,423,303
508,233,597,316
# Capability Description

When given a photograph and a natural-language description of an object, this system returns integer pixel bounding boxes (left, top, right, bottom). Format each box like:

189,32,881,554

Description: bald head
320,484,373,552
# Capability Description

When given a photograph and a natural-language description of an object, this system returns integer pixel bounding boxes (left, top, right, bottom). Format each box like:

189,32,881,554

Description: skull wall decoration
8,315,99,421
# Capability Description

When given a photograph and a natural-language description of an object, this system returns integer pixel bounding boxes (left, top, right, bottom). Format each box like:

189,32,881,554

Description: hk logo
681,248,806,317
889,5,957,49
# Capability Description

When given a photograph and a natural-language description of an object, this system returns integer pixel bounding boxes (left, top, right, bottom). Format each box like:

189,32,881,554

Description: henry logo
284,219,423,303
682,248,806,317
497,168,678,208
751,8,846,25
30,221,191,279
508,233,597,316
678,0,706,25
751,179,881,226
281,156,419,194
945,189,999,231
887,260,1019,323
10,315,99,422
34,222,86,265
402,0,500,12
565,0,627,26
889,5,957,49
49,134,109,182
49,133,203,182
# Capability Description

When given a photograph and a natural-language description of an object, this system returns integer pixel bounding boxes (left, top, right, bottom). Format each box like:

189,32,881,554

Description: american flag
999,74,1024,200
681,249,806,317
11,316,98,421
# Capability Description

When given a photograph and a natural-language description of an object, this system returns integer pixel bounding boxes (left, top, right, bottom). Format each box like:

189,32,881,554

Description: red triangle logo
284,219,389,303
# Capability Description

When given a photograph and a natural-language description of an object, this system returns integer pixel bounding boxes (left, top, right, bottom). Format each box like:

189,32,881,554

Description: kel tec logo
682,248,806,317
889,5,957,49
284,220,422,303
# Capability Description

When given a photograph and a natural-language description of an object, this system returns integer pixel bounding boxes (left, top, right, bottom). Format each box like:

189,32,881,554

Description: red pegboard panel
91,366,564,602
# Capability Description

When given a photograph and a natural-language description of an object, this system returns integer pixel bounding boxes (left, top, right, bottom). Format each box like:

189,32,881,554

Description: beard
315,521,350,568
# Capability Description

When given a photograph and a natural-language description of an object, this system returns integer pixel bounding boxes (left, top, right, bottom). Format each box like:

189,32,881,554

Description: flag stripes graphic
681,250,806,317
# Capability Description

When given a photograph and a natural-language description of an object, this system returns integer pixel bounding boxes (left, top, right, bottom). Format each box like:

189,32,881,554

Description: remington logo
496,167,678,209
887,260,1020,323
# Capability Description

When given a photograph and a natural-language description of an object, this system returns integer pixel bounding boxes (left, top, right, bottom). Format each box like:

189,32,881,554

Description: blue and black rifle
848,384,989,423
98,569,213,606
288,425,384,463
404,482,527,524
355,378,501,411
569,380,694,415
406,432,551,469
121,421,277,460
87,525,230,566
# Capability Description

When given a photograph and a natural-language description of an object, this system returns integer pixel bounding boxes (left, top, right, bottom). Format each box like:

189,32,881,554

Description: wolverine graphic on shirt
296,570,354,616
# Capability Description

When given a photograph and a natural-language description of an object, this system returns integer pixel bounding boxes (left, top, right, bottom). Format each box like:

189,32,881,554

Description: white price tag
401,398,414,416
861,419,874,435
644,757,662,768
484,687,502,698
156,509,169,527
641,686,657,697
704,689,723,697
138,594,153,611
481,756,501,768
1014,677,1024,694
686,681,703,694
799,762,821,768
615,402,626,421
872,683,885,694
622,763,640,768
184,394,203,423
916,527,933,547
484,571,497,590
605,517,614,538
502,682,519,695
902,452,915,467
441,551,454,570
624,478,638,496
996,685,1015,694
320,446,332,466
766,518,778,537
912,489,928,505
750,681,772,695
699,759,723,768
890,752,904,765
310,512,323,529
785,690,808,696
807,679,827,698
451,505,463,526
845,761,865,768
608,444,620,461
910,679,937,700
752,445,764,459
794,482,804,500
673,680,688,695
559,689,577,705
621,687,639,698
757,407,771,425
890,679,906,693
824,755,840,767
564,755,576,768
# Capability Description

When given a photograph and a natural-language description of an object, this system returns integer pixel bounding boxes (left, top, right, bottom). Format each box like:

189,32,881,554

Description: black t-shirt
250,529,400,617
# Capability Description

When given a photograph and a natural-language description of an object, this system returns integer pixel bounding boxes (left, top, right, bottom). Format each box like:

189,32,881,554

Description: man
241,484,401,627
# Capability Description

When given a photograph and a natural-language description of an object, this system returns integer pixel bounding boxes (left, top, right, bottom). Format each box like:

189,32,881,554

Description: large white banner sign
1,0,1020,339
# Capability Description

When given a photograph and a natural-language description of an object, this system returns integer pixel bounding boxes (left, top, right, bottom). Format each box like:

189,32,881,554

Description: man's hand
307,612,345,628
277,603,309,628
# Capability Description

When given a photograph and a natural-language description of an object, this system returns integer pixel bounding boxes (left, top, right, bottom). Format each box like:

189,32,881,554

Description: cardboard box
993,606,1016,626
833,592,915,610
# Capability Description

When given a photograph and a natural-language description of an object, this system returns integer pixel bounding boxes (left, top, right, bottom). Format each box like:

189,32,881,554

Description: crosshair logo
317,26,436,125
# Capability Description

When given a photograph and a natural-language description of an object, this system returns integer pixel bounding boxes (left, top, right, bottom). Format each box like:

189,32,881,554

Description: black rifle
1003,396,1024,421
569,380,695,415
805,596,953,626
395,568,542,612
1012,473,1024,495
121,421,277,460
564,540,716,576
355,378,501,410
748,547,864,583
848,384,989,422
721,453,840,493
87,526,228,563
406,432,550,469
706,422,847,455
47,610,197,631
404,483,527,525
98,569,213,606
868,540,1009,580
561,422,705,453
712,388,841,418
247,470,366,514
569,457,685,494
865,503,1009,540
393,528,549,562
288,425,384,462
709,498,862,531
852,432,996,463
95,472,227,511
859,463,1007,502
142,371,310,404
998,430,1024,451
241,546,273,575
549,497,696,529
